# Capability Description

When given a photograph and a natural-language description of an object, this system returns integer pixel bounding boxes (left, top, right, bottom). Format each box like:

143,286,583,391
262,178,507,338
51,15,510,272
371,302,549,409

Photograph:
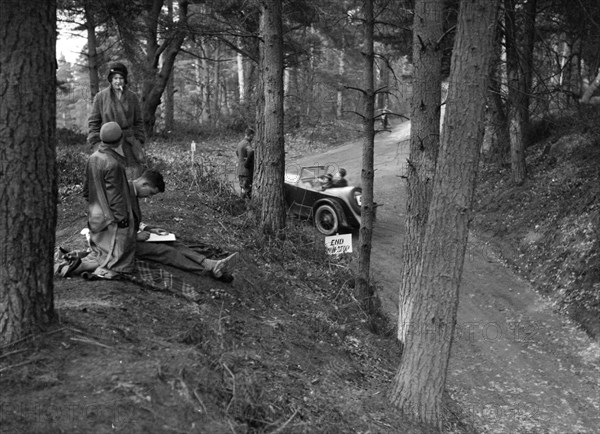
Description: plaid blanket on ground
56,241,234,302
132,259,202,302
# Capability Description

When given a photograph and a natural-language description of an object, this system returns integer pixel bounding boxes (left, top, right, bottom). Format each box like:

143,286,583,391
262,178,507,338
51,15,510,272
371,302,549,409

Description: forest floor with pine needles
1,114,599,434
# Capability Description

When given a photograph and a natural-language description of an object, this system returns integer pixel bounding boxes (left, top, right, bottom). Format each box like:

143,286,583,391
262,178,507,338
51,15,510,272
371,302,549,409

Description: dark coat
236,138,253,177
88,86,146,149
85,145,132,233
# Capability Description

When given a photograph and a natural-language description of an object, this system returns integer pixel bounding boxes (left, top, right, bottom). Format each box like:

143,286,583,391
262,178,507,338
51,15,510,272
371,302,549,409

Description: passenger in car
331,168,348,188
319,173,334,190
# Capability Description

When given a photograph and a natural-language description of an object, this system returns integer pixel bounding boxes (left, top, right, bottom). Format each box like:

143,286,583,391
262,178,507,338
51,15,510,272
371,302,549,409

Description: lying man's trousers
135,240,209,274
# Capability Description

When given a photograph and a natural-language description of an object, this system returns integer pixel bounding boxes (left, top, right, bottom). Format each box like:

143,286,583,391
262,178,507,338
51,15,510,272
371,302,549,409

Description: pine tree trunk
200,43,211,125
336,46,345,119
486,30,510,165
0,0,57,345
164,0,175,132
84,1,100,98
390,0,499,428
237,44,246,104
356,0,376,314
165,71,175,131
505,0,527,184
520,0,536,132
258,0,286,235
253,33,266,204
212,45,221,128
397,0,443,344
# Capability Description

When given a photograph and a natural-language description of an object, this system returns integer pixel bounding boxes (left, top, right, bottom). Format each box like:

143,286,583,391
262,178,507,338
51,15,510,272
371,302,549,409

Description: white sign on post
325,233,353,255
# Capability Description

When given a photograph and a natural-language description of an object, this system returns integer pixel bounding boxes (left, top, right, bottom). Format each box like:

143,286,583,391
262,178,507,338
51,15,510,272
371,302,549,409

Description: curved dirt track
292,121,600,433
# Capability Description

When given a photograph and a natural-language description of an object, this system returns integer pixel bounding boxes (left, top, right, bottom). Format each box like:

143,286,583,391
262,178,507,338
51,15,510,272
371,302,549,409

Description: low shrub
56,127,86,147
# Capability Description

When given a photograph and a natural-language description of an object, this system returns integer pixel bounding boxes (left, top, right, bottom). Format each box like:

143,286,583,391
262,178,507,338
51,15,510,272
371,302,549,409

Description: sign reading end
325,233,353,255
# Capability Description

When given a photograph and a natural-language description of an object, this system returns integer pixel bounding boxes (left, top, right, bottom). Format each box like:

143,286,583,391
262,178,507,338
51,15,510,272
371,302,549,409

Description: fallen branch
271,408,299,434
0,348,28,361
70,336,112,349
0,358,39,374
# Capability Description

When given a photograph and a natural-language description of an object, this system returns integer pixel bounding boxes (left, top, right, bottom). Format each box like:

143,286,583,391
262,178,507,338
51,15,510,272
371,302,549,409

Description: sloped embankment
474,122,600,339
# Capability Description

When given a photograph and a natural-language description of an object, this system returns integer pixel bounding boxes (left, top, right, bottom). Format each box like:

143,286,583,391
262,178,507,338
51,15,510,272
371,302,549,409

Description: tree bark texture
355,0,376,314
164,0,175,132
504,0,527,184
397,0,443,344
253,18,266,204
200,42,211,125
390,0,499,428
258,0,286,235
84,0,100,99
336,46,346,119
485,28,510,164
0,0,57,345
520,0,537,132
212,45,221,128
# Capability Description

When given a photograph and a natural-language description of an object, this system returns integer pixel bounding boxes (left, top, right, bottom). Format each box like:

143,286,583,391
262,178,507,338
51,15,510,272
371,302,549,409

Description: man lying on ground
130,170,238,279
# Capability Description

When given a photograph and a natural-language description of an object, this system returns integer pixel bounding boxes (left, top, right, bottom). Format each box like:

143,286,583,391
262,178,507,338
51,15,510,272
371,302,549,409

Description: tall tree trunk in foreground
355,0,376,314
0,0,57,345
258,0,286,235
253,36,266,204
390,0,499,429
397,0,443,344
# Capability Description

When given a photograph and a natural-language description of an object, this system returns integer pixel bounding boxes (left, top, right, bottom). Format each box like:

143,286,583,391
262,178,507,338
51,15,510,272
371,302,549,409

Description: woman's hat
100,122,123,144
107,62,128,83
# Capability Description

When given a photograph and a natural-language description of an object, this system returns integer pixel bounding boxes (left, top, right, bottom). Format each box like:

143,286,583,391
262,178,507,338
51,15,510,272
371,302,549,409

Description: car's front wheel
314,204,339,236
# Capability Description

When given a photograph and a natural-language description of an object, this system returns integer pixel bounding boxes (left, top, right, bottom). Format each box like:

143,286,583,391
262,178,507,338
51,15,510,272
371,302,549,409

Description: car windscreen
300,166,327,183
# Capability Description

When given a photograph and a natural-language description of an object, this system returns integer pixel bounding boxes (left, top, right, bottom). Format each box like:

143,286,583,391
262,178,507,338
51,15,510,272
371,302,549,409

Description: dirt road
292,122,600,433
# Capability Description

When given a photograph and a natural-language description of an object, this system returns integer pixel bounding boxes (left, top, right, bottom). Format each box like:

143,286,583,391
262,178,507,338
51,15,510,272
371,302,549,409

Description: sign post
325,233,353,255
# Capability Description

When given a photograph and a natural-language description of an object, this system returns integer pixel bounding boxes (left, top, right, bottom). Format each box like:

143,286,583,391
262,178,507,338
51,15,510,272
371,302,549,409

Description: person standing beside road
236,127,255,198
88,62,146,179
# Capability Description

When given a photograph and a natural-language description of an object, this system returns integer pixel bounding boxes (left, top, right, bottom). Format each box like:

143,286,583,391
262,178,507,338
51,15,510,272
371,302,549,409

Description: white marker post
190,140,198,188
324,233,353,255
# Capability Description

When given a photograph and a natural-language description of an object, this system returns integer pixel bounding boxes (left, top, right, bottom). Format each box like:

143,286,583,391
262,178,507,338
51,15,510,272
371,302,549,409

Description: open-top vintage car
284,165,365,235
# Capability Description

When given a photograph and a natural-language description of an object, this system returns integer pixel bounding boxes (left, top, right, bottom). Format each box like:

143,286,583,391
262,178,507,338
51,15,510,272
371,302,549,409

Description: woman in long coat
88,62,146,179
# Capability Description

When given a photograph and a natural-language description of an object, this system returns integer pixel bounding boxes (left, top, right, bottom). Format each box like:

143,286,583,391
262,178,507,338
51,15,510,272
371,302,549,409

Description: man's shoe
211,252,238,278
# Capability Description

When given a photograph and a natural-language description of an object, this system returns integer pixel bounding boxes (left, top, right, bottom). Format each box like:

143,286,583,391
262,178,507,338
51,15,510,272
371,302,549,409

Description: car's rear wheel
314,204,339,236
